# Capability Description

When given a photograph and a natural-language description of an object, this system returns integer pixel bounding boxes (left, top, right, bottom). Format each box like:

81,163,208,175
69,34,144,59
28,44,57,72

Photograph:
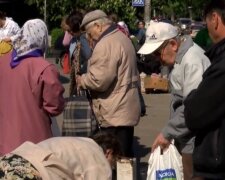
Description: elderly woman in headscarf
0,19,65,156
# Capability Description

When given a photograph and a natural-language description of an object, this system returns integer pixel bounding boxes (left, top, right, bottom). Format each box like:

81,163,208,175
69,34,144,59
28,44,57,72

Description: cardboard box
117,158,137,180
144,75,169,92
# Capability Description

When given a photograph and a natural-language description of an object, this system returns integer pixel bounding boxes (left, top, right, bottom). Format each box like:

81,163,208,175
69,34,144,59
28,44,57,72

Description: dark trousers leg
182,153,204,180
100,126,134,157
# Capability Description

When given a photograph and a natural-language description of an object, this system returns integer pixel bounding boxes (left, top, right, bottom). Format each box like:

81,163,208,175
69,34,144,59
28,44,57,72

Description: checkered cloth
62,95,97,137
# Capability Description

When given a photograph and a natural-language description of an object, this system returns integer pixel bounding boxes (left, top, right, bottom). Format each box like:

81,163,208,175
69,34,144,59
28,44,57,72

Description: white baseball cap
138,21,178,55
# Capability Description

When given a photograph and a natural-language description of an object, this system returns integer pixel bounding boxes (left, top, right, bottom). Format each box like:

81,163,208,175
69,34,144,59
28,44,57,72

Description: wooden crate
144,75,169,92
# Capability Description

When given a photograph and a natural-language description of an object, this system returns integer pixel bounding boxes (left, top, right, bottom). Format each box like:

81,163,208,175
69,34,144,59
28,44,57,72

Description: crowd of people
0,0,225,179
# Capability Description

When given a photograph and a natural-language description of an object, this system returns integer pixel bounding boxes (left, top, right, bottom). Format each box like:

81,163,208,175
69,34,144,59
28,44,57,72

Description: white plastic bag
146,144,183,180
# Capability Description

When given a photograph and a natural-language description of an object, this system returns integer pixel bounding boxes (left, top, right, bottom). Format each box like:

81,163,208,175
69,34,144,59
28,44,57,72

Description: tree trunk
144,0,151,25
171,10,175,22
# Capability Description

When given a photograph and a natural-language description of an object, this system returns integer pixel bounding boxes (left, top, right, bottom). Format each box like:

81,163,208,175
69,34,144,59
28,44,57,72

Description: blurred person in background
65,10,92,96
0,10,20,42
136,20,146,50
194,27,213,51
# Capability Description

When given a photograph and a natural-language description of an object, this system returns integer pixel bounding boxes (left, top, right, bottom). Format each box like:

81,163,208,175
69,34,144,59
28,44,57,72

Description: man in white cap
76,9,141,158
138,21,210,180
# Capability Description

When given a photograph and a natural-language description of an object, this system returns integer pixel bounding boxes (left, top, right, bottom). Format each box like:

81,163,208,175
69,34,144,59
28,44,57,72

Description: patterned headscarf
10,19,48,68
117,21,130,37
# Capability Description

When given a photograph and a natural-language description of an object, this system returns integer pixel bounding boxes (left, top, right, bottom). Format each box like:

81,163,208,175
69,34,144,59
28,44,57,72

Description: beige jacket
81,29,141,127
12,137,112,180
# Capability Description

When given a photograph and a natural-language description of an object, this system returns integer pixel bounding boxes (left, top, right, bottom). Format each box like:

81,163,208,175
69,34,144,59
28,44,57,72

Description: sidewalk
134,93,171,179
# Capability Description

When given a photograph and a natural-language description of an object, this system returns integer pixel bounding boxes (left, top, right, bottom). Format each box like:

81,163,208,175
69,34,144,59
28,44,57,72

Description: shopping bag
62,52,70,74
62,95,97,137
147,144,183,180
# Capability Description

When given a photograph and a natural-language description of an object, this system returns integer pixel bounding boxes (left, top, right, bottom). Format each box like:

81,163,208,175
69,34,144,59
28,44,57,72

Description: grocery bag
147,144,183,180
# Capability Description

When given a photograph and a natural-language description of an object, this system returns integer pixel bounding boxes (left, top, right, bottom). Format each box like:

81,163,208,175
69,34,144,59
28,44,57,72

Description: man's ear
210,11,219,30
105,149,113,158
96,22,103,33
169,39,178,52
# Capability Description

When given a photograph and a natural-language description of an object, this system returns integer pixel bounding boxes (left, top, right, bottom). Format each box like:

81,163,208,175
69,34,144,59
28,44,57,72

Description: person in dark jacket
184,0,225,179
136,20,146,49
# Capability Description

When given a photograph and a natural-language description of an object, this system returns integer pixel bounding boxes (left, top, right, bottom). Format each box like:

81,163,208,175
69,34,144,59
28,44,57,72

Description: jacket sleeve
80,35,92,61
81,43,118,92
162,99,191,140
162,61,206,139
184,67,225,131
41,65,65,116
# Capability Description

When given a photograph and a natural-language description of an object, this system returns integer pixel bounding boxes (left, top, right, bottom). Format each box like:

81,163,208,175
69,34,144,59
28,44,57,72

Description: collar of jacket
205,37,225,62
175,35,194,64
95,24,117,46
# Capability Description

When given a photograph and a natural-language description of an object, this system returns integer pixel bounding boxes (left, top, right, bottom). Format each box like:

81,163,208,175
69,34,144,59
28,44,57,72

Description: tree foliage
24,0,136,30
151,0,210,20
86,0,136,29
25,0,211,31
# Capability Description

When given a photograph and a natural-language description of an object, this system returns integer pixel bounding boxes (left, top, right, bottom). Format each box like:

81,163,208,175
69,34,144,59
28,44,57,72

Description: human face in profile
152,39,177,66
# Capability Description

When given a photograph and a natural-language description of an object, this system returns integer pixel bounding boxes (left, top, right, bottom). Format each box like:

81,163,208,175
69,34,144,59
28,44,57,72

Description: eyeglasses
152,40,169,57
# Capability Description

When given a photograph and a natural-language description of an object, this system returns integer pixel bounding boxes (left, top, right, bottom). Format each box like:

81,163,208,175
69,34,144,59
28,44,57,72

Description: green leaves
24,0,136,31
151,0,207,20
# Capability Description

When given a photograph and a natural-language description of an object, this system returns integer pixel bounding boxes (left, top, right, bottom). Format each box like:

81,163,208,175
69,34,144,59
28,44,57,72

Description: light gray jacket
162,36,211,145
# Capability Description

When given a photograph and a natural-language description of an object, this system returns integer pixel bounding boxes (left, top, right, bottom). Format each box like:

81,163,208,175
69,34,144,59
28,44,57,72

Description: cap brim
137,41,164,55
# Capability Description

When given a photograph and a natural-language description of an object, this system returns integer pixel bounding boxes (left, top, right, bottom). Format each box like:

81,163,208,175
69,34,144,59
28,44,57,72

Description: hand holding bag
147,144,183,180
62,40,98,137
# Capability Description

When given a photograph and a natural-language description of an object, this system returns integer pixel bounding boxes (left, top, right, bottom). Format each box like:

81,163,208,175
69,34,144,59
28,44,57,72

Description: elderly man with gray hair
138,21,210,179
76,9,141,157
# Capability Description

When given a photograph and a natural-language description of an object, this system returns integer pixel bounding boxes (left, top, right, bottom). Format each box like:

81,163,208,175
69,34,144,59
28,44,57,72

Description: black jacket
184,38,225,178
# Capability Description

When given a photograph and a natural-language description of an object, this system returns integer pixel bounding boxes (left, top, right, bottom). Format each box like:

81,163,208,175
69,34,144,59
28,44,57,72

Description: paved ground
134,92,171,179
48,57,171,180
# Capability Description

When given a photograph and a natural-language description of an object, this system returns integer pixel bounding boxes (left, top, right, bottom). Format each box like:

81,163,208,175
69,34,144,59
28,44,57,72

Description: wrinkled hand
151,133,171,152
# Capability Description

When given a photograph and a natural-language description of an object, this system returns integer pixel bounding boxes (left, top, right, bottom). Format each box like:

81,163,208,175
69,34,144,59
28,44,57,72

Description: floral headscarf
10,19,48,68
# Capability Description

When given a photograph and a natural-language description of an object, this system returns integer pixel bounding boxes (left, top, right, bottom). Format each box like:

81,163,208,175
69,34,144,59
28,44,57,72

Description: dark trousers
99,126,134,157
182,153,204,180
